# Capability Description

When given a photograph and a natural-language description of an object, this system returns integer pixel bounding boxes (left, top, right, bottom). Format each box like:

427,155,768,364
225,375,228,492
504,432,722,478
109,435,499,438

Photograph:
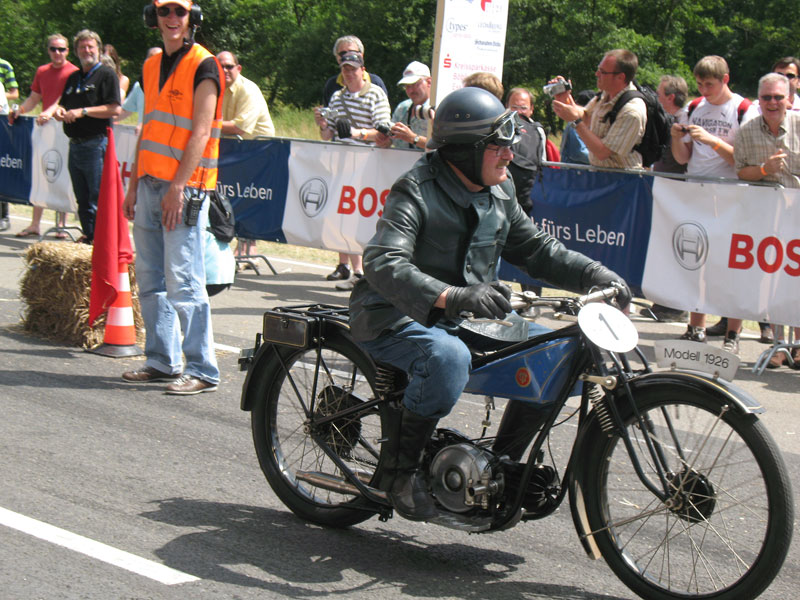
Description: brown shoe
766,353,786,369
122,366,181,383
165,375,218,395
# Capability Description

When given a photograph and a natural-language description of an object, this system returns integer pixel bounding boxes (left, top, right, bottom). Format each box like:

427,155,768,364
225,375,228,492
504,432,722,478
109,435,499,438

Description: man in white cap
378,61,432,150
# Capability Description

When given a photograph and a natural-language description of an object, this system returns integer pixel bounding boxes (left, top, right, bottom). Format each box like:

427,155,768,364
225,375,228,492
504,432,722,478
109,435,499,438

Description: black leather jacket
349,151,597,342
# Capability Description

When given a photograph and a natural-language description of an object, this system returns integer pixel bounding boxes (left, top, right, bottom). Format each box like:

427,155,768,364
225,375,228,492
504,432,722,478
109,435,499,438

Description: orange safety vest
138,44,223,189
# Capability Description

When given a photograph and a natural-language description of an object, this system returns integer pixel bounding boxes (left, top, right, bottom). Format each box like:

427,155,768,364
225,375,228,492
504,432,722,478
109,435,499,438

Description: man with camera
121,0,223,395
550,49,646,169
377,61,432,150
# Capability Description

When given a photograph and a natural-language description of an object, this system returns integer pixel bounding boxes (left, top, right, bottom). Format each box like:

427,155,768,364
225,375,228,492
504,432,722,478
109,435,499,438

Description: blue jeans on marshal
67,135,107,242
359,321,472,419
133,176,219,384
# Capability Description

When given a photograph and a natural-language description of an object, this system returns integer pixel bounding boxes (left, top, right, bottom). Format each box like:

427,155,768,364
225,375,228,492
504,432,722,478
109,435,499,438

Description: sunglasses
760,94,786,102
157,5,188,18
49,46,68,53
221,64,237,71
777,72,797,79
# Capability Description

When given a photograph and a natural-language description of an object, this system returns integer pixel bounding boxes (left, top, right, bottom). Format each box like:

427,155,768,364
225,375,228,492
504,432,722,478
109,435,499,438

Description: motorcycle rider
348,86,631,521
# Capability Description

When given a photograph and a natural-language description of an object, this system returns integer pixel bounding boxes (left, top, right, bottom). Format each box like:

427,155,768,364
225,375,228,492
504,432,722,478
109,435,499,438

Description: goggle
481,110,520,147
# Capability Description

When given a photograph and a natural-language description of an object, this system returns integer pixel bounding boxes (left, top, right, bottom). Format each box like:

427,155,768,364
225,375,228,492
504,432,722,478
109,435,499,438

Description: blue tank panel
464,337,581,404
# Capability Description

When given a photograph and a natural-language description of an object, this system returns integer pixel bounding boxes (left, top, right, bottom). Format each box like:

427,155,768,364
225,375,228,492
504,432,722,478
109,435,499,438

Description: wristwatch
413,135,420,146
81,107,89,117
572,117,583,126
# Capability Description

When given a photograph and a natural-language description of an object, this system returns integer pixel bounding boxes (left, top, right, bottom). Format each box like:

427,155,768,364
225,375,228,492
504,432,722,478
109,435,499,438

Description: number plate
578,303,639,352
654,340,740,381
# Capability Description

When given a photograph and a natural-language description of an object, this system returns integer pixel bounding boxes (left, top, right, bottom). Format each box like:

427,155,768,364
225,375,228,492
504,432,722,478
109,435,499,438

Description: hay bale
20,241,144,348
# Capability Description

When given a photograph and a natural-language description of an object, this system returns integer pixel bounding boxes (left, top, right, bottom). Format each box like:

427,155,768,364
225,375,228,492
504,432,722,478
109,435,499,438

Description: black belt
69,134,105,144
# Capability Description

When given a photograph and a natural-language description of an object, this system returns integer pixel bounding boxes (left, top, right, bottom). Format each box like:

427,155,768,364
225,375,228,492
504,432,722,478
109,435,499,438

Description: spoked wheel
250,337,387,527
581,385,793,599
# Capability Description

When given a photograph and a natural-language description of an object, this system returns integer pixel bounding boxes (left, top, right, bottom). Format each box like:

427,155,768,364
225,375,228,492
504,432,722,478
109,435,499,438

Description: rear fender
567,370,763,558
239,317,354,412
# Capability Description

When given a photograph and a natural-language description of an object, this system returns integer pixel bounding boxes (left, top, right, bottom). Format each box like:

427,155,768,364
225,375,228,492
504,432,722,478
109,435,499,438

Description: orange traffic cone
88,263,143,357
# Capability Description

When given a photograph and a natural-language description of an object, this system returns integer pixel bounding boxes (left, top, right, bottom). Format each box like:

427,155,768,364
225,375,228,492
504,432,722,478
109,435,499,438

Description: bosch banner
500,168,654,294
642,177,800,326
0,118,32,202
284,142,418,253
30,120,76,213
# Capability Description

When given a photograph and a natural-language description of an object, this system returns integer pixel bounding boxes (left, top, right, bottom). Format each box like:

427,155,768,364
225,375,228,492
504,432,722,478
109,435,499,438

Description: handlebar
509,284,620,313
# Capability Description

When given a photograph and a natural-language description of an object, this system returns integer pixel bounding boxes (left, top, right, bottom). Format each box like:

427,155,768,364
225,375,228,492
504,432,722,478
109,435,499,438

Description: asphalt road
1,216,798,600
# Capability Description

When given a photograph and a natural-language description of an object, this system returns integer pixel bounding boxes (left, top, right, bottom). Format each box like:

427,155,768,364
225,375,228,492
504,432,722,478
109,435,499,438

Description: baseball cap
154,0,193,9
398,61,430,85
339,53,364,68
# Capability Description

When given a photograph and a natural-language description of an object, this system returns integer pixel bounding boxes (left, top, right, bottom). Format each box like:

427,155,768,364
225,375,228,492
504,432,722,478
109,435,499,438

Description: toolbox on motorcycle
262,308,316,348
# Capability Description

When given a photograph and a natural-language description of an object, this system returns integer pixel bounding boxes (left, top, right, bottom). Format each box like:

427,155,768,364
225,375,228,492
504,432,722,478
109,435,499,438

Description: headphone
143,3,203,29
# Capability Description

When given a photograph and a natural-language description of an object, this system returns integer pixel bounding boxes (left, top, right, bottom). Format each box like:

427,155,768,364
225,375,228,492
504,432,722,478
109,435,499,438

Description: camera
318,107,340,122
376,122,394,135
410,104,435,120
543,80,572,98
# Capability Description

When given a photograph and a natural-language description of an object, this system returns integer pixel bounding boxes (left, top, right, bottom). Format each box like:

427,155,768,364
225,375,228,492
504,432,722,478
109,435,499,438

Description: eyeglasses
760,94,786,102
510,104,531,112
221,64,237,71
776,72,797,80
597,68,621,76
49,46,68,53
337,50,360,58
157,5,188,18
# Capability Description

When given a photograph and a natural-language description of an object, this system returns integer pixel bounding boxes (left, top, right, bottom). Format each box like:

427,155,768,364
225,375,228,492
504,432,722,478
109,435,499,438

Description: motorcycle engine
430,443,501,513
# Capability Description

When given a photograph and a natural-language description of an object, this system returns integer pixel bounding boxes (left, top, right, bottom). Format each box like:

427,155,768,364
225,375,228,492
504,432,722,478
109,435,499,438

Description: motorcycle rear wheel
581,385,793,599
250,338,386,527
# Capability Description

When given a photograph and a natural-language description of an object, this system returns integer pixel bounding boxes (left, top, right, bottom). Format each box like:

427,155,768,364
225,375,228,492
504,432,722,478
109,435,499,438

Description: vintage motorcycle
238,287,793,600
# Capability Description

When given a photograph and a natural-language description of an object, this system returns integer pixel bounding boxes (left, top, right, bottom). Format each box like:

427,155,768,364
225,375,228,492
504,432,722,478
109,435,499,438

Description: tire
580,384,793,600
250,337,387,527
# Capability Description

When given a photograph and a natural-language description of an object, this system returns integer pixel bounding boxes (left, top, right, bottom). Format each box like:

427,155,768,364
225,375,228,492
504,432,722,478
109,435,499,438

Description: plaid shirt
584,82,646,169
734,111,800,188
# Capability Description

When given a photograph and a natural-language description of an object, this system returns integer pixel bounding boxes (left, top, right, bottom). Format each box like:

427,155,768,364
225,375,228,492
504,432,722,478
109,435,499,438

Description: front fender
567,369,763,559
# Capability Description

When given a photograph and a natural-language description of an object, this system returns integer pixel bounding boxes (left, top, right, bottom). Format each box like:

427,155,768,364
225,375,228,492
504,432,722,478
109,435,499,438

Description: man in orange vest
121,0,224,395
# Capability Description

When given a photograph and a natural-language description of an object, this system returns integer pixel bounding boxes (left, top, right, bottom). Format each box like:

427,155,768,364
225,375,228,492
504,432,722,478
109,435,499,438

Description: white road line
0,506,199,585
213,342,241,353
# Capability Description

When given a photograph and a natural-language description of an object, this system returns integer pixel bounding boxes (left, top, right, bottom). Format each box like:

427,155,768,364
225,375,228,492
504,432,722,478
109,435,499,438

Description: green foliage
2,0,798,133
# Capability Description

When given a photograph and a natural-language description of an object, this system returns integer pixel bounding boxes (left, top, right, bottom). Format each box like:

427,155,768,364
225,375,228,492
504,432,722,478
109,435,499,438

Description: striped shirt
734,111,800,188
327,83,391,145
585,82,646,169
0,59,17,92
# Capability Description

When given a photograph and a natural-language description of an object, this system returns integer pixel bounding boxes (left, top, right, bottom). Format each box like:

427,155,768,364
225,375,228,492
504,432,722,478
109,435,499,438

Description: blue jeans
359,321,472,419
133,176,219,384
67,135,107,242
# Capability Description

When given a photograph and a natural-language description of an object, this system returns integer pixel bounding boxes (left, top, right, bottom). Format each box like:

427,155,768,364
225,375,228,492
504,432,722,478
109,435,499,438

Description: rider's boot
389,407,439,521
492,400,548,461
376,403,403,492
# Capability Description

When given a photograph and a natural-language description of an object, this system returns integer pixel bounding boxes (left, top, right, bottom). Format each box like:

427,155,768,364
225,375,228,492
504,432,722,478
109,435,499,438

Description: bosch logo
672,221,708,271
299,177,328,218
42,149,63,183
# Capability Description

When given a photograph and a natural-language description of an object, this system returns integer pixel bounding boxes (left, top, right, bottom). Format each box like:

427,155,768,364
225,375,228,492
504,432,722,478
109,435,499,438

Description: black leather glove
335,120,352,139
444,282,513,320
581,262,632,309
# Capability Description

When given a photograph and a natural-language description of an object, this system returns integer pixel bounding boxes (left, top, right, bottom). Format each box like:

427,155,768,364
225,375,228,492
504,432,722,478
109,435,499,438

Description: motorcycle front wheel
250,338,387,527
581,385,793,600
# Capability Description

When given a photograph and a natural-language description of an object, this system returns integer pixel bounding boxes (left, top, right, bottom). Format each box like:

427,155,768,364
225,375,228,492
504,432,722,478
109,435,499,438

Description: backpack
686,96,752,124
603,81,671,167
207,190,236,243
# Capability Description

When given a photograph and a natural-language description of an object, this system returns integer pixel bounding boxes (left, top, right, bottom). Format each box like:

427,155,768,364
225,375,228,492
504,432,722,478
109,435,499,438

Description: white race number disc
577,303,638,353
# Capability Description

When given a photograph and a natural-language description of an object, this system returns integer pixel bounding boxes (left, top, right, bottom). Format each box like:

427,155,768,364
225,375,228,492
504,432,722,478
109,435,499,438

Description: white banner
431,0,510,105
30,120,76,212
642,178,800,326
284,143,419,254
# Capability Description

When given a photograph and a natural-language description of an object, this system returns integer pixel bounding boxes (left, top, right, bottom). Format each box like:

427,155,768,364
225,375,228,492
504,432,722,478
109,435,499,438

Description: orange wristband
760,163,768,176
712,141,721,151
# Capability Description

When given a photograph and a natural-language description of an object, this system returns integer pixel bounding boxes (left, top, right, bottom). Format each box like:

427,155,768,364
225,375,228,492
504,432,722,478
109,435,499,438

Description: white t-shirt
679,93,747,178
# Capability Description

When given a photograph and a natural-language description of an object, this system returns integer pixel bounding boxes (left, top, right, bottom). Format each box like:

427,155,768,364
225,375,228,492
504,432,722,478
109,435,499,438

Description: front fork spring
588,383,615,433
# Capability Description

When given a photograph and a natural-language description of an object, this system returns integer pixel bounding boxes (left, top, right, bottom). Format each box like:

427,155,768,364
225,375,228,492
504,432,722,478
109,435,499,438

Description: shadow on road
140,497,630,599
